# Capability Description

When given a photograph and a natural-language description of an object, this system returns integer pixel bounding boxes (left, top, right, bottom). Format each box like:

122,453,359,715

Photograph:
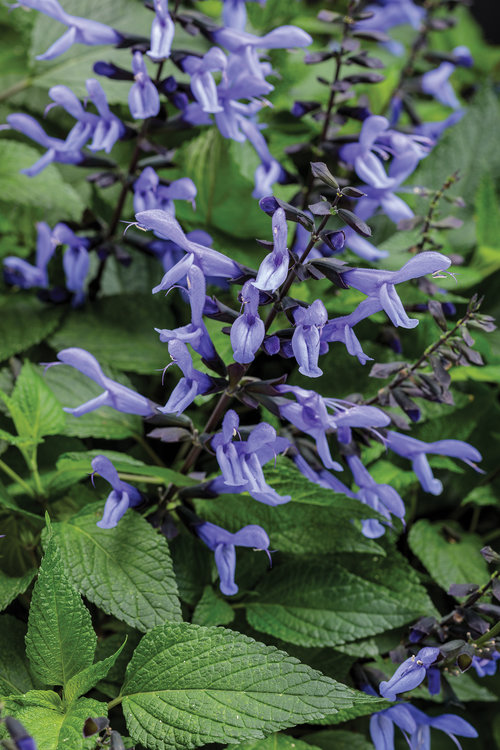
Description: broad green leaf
3,691,106,750
121,621,375,750
192,585,235,627
0,567,35,611
51,502,182,632
9,361,66,442
0,141,81,219
246,549,435,648
0,615,39,696
64,639,126,706
408,520,489,593
301,730,373,750
232,733,322,750
475,172,500,249
25,540,96,686
314,700,391,726
44,365,142,441
0,296,62,363
49,294,171,374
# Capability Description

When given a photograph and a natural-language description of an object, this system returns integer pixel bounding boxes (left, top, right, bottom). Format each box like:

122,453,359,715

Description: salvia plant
0,0,499,748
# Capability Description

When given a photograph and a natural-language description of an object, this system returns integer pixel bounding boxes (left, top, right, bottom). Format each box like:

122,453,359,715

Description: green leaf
0,296,62,363
3,691,107,750
49,294,171,374
0,615,39,696
246,549,435,648
9,361,66,442
44,365,142,441
64,639,127,706
475,172,500,249
314,699,391,726
408,520,489,593
25,540,96,686
0,141,82,220
192,585,235,626
121,621,374,750
50,502,182,632
301,730,374,750
231,733,322,750
0,567,35,611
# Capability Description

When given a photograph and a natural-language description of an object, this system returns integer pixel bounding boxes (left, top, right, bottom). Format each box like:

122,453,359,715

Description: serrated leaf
246,550,435,648
0,615,40,696
25,540,96,686
50,503,182,632
232,733,322,750
0,296,62,363
408,519,489,593
314,699,390,726
0,567,35,611
3,691,106,750
0,141,81,220
10,361,66,442
192,585,235,627
121,621,373,750
44,365,142,441
64,639,127,706
49,294,171,374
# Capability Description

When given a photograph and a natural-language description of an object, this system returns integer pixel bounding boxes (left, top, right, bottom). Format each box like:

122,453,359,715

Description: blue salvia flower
346,454,405,538
354,0,425,56
342,226,389,262
230,281,265,364
91,455,142,529
343,252,452,329
160,339,213,415
86,79,126,152
379,647,440,701
133,168,196,215
45,348,155,417
385,431,483,495
14,0,122,60
196,520,270,595
322,298,382,364
6,113,85,175
370,703,417,750
292,299,328,377
471,651,500,677
47,83,97,142
182,48,228,114
254,207,289,292
4,221,54,289
129,51,160,119
147,0,175,62
52,223,90,307
221,0,266,31
212,410,290,506
421,46,473,109
5,717,38,750
238,117,284,198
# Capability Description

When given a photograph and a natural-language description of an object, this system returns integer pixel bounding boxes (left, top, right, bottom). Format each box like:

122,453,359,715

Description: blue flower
182,48,227,114
379,647,440,701
385,431,482,495
14,0,121,60
230,281,265,364
6,113,85,175
196,520,270,595
91,455,142,529
254,207,289,292
129,52,160,119
147,0,175,61
85,78,125,153
45,348,155,417
212,410,290,506
292,299,328,377
237,117,284,198
5,717,38,750
4,221,54,289
346,454,405,538
322,298,382,364
421,48,472,109
52,223,90,306
370,703,417,750
133,168,196,215
221,0,266,31
472,651,500,677
370,703,477,750
161,340,213,415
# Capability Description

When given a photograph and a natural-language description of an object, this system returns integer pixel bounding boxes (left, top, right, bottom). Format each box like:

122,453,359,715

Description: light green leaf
0,567,35,611
3,691,107,750
246,550,435,648
25,540,96,686
231,733,322,750
408,519,489,593
0,296,62,363
474,172,500,249
0,615,40,696
301,730,373,750
49,294,171,374
314,699,391,726
0,141,81,220
64,639,126,706
121,621,375,750
50,502,182,632
192,585,235,627
10,361,66,442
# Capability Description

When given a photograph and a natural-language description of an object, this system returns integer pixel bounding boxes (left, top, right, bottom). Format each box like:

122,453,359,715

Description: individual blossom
254,207,289,292
85,78,126,152
346,454,405,538
6,113,86,175
129,51,160,120
322,298,382,365
52,223,90,306
182,48,227,114
196,520,270,595
353,0,425,56
221,0,266,31
421,46,473,110
91,455,142,529
342,252,452,329
369,703,477,750
133,168,196,215
160,340,213,415
471,651,500,677
14,0,122,61
45,348,155,417
379,647,441,701
384,431,483,495
147,0,175,62
4,717,38,750
230,281,265,364
212,410,290,506
4,222,54,289
238,117,284,198
292,299,328,378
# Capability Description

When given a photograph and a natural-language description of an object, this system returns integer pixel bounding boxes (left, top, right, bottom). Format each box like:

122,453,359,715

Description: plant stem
0,458,35,498
474,616,500,647
118,472,165,484
107,695,123,710
415,172,459,253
